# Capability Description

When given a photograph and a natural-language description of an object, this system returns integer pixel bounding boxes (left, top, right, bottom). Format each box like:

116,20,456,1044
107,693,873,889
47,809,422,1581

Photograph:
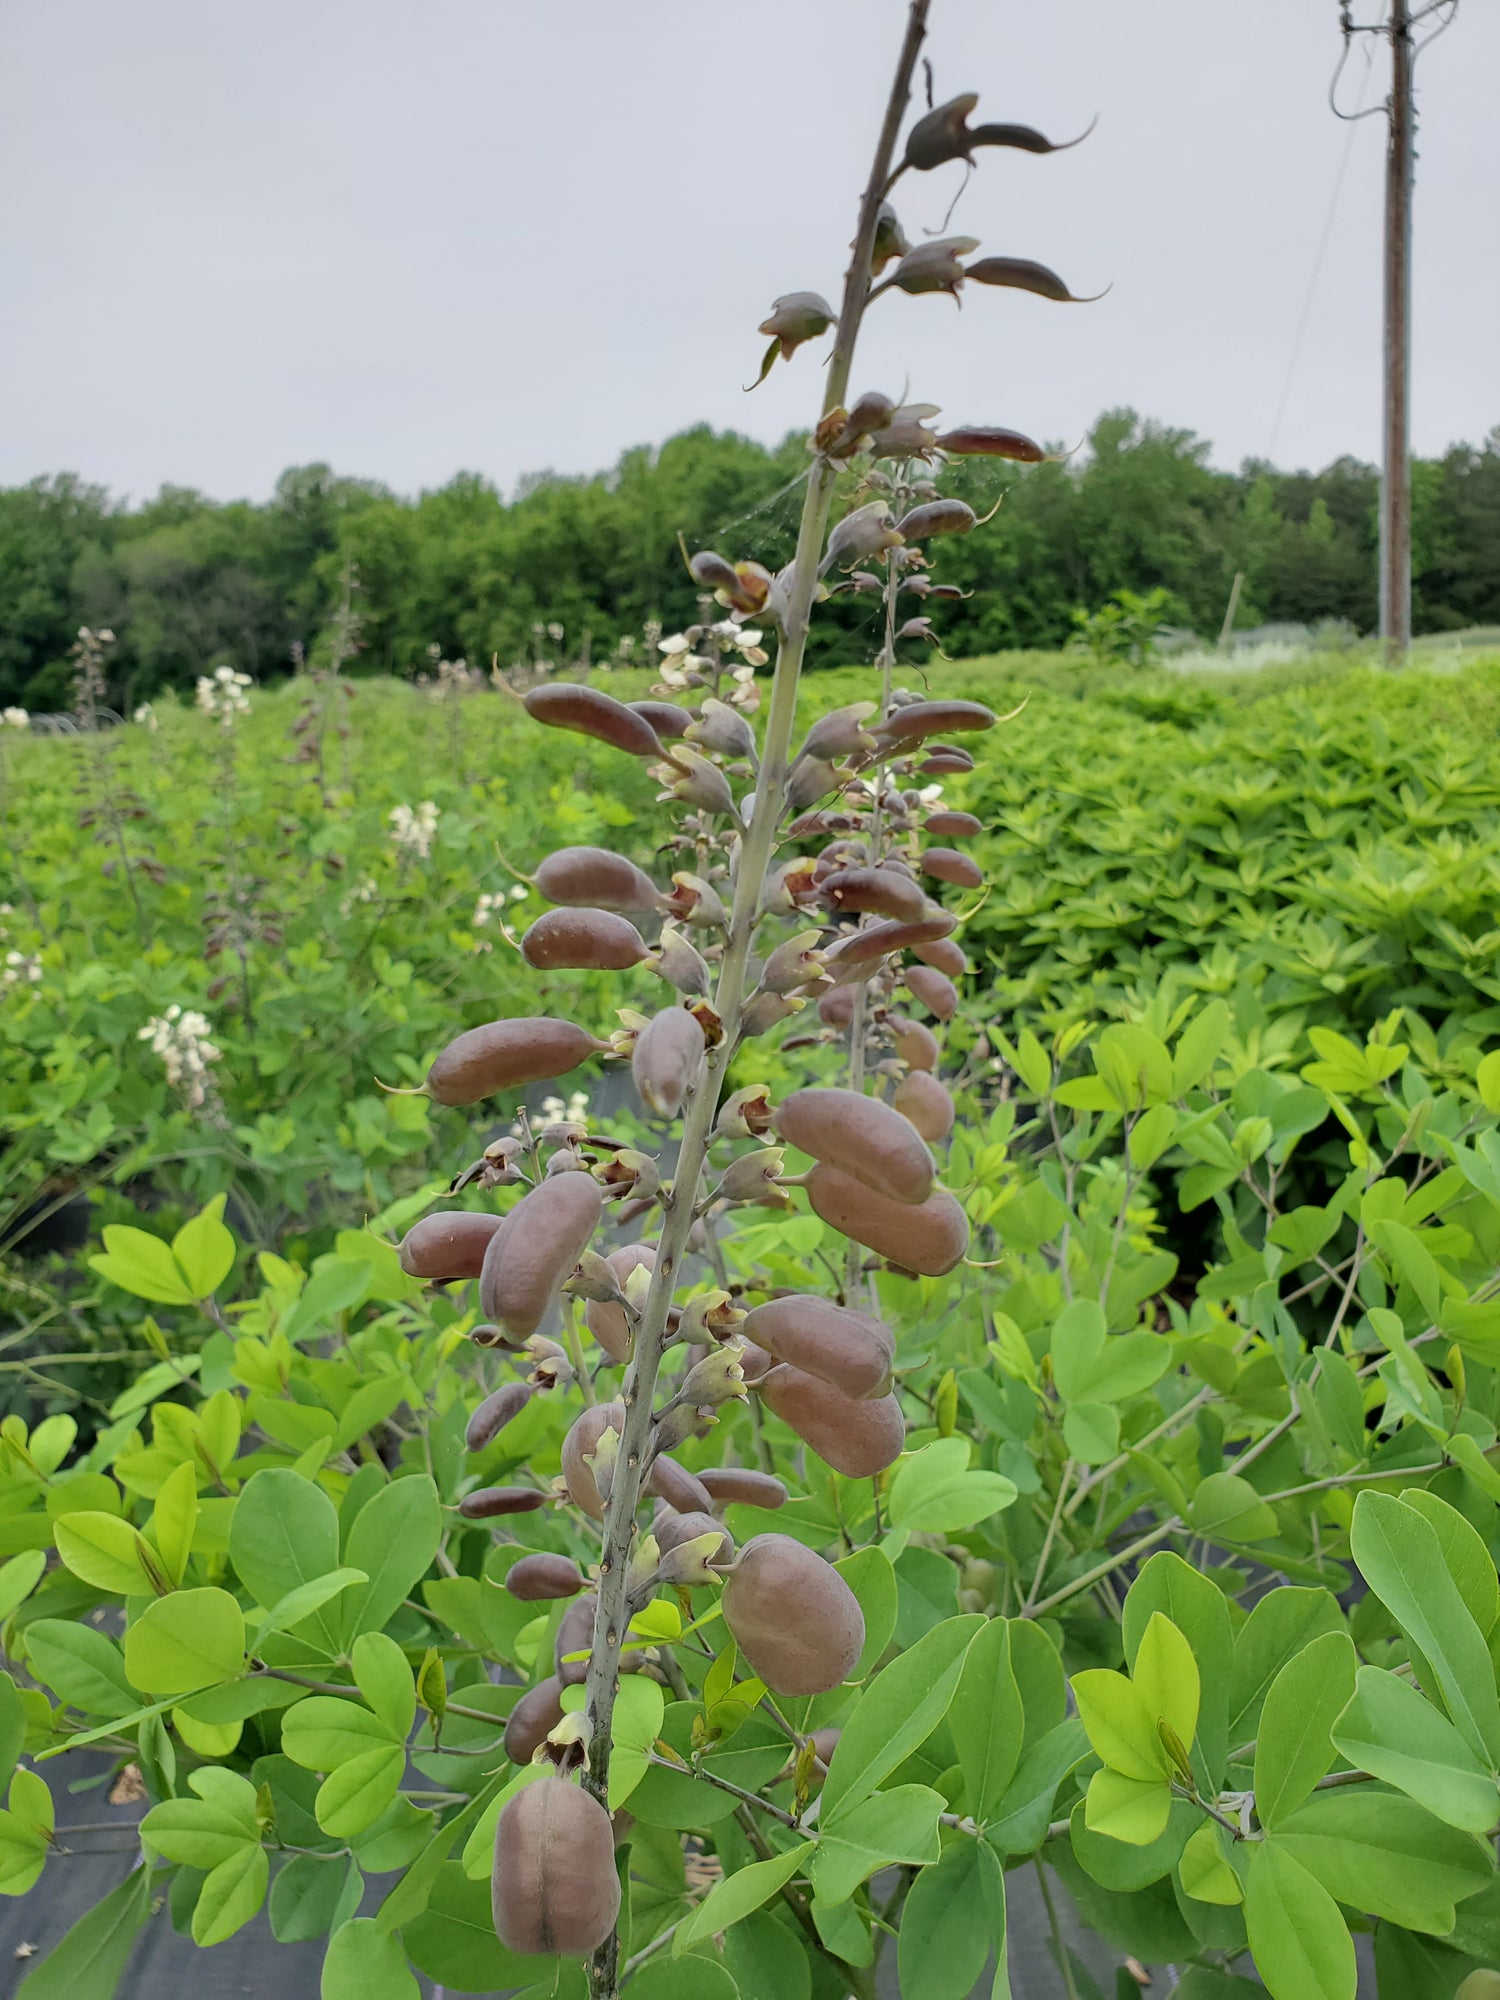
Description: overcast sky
1,0,1492,506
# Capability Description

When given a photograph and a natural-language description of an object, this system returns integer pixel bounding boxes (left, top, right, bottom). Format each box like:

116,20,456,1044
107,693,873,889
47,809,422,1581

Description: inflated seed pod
466,1380,536,1453
872,698,996,747
817,985,857,1030
585,1242,655,1361
561,1401,626,1519
805,1163,968,1276
820,866,930,924
924,810,983,839
741,1295,894,1399
425,1017,605,1107
914,936,967,979
821,913,956,981
524,681,664,759
398,1209,506,1281
630,700,693,741
632,1005,706,1118
506,1552,586,1601
480,1173,604,1342
920,847,984,890
503,1675,566,1764
521,908,649,972
919,748,975,777
554,1593,597,1685
774,1086,935,1207
698,1466,787,1510
810,1726,842,1771
647,1453,715,1515
492,1774,621,1956
534,847,664,914
894,498,978,541
459,1485,549,1520
894,1068,956,1143
893,1016,941,1071
720,1534,865,1695
759,1364,907,1477
654,1508,734,1566
738,1341,775,1384
903,965,958,1023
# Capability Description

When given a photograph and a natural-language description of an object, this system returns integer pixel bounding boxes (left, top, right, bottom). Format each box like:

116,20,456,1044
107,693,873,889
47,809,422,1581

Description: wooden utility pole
1380,0,1414,666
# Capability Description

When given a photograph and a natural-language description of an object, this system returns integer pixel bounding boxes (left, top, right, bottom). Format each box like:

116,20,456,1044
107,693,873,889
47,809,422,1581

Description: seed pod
632,1006,706,1119
647,1453,714,1516
698,1466,787,1510
654,1508,734,1566
821,866,930,924
805,1164,969,1276
652,924,712,997
664,870,728,929
920,847,983,890
919,748,975,777
585,1244,654,1361
893,1069,956,1143
654,745,736,815
716,1084,773,1140
534,846,664,913
492,1774,621,1956
914,936,967,978
886,236,977,300
895,499,978,542
873,699,996,747
797,702,878,763
628,700,691,742
760,1364,907,1477
742,1295,895,1399
506,1553,586,1601
720,1534,865,1695
821,913,956,978
503,1675,566,1764
892,1016,940,1071
775,1086,935,1206
818,985,857,1030
521,907,649,972
757,290,836,359
759,931,827,995
459,1485,548,1520
466,1380,536,1453
524,681,664,759
561,1401,626,1518
870,202,909,274
425,1018,605,1107
965,255,1096,304
935,426,1045,463
398,1209,506,1281
738,1341,775,1384
904,965,958,1023
688,549,741,593
685,697,756,762
825,500,903,570
480,1173,604,1341
554,1593,596,1685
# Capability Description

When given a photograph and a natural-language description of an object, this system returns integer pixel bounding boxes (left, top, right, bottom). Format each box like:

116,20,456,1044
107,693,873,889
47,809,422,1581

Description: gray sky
1,0,1493,505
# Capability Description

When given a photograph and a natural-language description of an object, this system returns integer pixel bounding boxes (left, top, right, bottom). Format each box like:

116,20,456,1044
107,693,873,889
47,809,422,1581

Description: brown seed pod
774,1087,935,1207
892,1016,941,1071
646,1453,715,1516
759,1364,907,1477
560,1402,627,1519
873,699,996,746
630,700,694,741
914,936,967,979
503,1674,566,1764
805,1163,969,1277
698,1466,788,1510
821,913,956,980
480,1173,604,1342
524,681,664,759
466,1380,536,1453
720,1533,865,1695
894,498,978,542
506,1552,587,1601
492,1774,621,1956
521,908,649,972
458,1485,548,1520
398,1209,506,1281
924,810,983,839
585,1242,655,1361
817,985,858,1030
918,747,975,777
935,425,1047,462
903,964,958,1023
893,1069,956,1143
534,847,664,914
632,1006,706,1119
653,1508,734,1566
920,847,984,891
741,1295,895,1399
554,1593,597,1686
820,865,930,924
425,1017,605,1107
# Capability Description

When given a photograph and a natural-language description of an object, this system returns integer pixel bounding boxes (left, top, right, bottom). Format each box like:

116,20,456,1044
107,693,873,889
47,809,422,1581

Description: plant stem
1035,1856,1081,2000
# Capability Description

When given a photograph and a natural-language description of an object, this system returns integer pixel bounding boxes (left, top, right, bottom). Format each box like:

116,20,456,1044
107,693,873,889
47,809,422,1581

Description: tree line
2,409,1497,708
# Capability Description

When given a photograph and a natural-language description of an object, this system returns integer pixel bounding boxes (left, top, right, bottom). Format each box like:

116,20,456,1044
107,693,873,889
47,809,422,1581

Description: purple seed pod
820,866,931,924
720,1533,865,1695
698,1467,787,1511
466,1380,536,1453
825,500,904,570
821,913,956,979
915,936,968,979
652,745,737,816
741,1295,895,1400
904,965,958,1023
397,1209,506,1281
817,986,858,1030
533,846,664,914
506,1552,587,1601
935,426,1046,463
631,1006,706,1119
758,931,827,996
924,810,983,839
524,681,664,759
759,1364,907,1478
585,1242,654,1361
630,700,694,742
561,1402,626,1518
893,1069,956,1143
805,1164,969,1276
738,1341,775,1384
920,847,984,890
796,702,879,763
503,1674,566,1764
685,698,757,762
652,925,712,997
554,1593,596,1685
688,550,741,593
740,991,806,1039
424,1018,606,1107
492,1775,621,1956
654,1509,734,1566
774,1086,935,1207
646,1453,714,1516
872,700,996,749
894,498,978,542
892,1016,941,1071
479,1173,604,1342
965,255,1099,304
521,907,650,972
918,748,976,777
458,1484,548,1520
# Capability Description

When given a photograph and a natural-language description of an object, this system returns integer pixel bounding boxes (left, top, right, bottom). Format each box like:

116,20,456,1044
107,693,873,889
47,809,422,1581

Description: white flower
546,622,565,644
657,634,692,657
196,665,252,725
508,882,528,902
132,703,158,731
339,877,379,915
917,782,945,805
1,708,28,729
717,623,770,667
138,1003,222,1108
1,950,41,987
389,801,440,860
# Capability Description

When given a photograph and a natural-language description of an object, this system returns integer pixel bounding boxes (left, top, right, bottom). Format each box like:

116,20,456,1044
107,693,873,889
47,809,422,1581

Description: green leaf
986,1716,1090,1853
0,1768,52,1894
270,1852,363,1944
1062,1402,1120,1465
340,1474,441,1641
151,1460,198,1587
141,1794,256,1869
282,1696,398,1769
230,1467,345,1658
23,1619,137,1718
1275,1788,1495,1933
1133,1613,1199,1759
896,1836,1007,2000
833,1547,897,1681
255,1567,369,1645
1402,1489,1500,1637
105,1354,199,1420
352,1631,416,1740
820,1615,981,1821
0,1675,24,1792
674,1842,813,1952
1123,1553,1234,1786
89,1224,195,1304
1253,1629,1357,1829
810,1785,944,1903
1332,1665,1499,1832
10,1865,153,1999
1189,1471,1279,1544
192,1843,269,1946
1228,1588,1346,1747
124,1587,245,1694
282,1257,377,1345
53,1511,162,1596
1179,1821,1243,1905
1083,1768,1171,1845
1351,1491,1500,1765
949,1615,1024,1821
1245,1839,1356,2000
719,1911,811,2000
1072,1670,1166,1782
629,1960,740,2000
172,1195,236,1297
887,1439,1016,1533
403,1860,554,1992
321,1916,419,2000
0,1551,46,1623
1478,1052,1500,1115
316,1747,406,1839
